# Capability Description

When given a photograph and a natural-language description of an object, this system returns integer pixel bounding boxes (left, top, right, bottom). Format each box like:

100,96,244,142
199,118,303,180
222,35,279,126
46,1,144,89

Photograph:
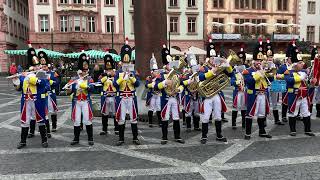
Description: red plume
258,37,263,42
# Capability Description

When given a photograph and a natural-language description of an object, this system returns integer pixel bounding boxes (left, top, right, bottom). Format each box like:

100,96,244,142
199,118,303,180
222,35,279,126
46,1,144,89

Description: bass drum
92,102,102,117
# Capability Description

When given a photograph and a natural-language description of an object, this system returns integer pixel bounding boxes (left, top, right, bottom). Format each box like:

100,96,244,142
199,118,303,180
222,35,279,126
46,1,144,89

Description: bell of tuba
227,49,241,66
164,57,187,96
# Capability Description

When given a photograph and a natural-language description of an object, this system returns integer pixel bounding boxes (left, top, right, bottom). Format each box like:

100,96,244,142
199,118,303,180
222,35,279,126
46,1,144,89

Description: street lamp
51,28,54,50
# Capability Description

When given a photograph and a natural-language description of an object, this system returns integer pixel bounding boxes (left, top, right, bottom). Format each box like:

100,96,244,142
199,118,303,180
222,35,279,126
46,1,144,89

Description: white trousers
163,97,180,121
74,100,92,126
48,95,57,114
148,94,161,112
313,86,320,104
254,94,267,118
21,100,38,127
234,91,246,111
186,99,200,117
101,96,115,116
202,94,222,123
287,97,311,118
118,97,137,125
269,90,279,110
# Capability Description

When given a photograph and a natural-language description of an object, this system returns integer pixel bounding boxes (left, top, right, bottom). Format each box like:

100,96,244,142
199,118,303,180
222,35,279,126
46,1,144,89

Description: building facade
28,0,125,54
0,0,29,72
205,0,298,52
298,0,320,44
124,0,204,52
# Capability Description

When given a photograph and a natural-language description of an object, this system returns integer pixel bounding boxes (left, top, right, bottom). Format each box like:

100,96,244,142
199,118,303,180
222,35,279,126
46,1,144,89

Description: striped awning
4,48,65,59
65,50,121,61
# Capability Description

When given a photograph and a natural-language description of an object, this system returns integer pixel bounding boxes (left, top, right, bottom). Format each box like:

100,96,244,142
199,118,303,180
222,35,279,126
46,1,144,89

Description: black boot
80,114,83,131
39,125,48,148
45,120,51,138
310,104,313,114
244,117,252,140
215,121,227,142
282,104,288,122
221,112,228,122
231,110,238,129
100,115,108,135
182,110,186,126
148,111,153,128
156,111,162,127
86,125,94,146
273,110,284,125
70,126,80,145
241,110,246,129
51,114,57,132
17,127,29,149
303,116,315,136
161,121,168,144
288,117,297,136
114,117,119,135
186,116,192,132
258,118,272,138
28,120,35,138
193,115,201,131
316,104,320,118
131,123,140,145
116,124,125,146
173,120,184,144
201,123,209,144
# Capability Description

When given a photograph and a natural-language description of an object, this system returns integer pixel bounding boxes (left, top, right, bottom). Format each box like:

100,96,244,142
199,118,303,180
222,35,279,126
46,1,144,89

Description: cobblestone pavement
1,77,320,180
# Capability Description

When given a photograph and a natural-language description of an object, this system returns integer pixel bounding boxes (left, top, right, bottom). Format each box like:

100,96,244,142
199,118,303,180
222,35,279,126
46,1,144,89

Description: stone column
133,0,167,78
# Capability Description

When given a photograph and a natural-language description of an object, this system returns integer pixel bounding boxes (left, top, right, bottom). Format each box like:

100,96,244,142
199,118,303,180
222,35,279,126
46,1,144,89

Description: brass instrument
187,72,199,93
164,57,187,96
227,49,241,66
6,71,37,79
198,67,230,98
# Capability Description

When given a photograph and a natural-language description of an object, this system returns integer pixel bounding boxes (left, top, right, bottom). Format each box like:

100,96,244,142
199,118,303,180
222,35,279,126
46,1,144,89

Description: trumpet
62,74,89,90
6,71,37,79
257,65,271,86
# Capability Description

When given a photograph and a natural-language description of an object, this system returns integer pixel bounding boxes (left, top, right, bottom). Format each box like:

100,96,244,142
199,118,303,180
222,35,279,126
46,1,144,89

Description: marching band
9,38,320,149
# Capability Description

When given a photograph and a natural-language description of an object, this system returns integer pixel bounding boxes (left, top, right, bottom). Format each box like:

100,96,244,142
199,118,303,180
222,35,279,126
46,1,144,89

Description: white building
298,0,320,44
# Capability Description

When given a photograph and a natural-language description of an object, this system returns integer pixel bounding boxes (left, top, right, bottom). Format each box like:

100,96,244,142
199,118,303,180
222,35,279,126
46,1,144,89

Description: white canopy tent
183,46,207,55
170,47,184,55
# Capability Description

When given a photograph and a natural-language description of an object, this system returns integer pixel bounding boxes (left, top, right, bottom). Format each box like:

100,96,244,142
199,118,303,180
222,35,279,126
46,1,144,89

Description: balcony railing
211,33,299,41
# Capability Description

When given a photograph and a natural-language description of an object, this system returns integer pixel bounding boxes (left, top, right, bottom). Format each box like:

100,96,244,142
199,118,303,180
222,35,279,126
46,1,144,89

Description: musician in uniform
231,47,247,129
309,45,320,117
15,41,49,149
243,39,272,140
284,49,315,137
277,41,296,122
199,52,232,144
145,54,162,128
99,54,118,135
113,38,140,146
69,53,95,146
181,53,201,132
265,39,285,125
155,44,185,145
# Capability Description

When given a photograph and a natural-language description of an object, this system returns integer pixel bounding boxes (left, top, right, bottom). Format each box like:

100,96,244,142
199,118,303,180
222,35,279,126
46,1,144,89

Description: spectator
17,64,23,73
9,62,17,75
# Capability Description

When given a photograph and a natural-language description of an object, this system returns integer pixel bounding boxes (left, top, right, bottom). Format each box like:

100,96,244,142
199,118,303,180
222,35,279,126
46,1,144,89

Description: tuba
227,49,241,66
164,57,187,96
187,72,199,93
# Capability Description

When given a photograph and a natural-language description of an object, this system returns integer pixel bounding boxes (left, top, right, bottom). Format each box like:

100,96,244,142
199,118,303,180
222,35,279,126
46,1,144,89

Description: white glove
123,74,129,80
299,72,307,81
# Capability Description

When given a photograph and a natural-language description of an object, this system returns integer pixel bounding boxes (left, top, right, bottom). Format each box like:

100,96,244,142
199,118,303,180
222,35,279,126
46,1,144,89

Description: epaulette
242,69,249,75
284,70,290,75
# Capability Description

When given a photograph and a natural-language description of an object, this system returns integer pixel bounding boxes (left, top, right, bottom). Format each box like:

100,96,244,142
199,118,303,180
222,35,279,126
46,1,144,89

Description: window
86,0,94,4
69,17,73,31
169,17,179,33
17,2,20,14
187,17,196,33
131,15,134,33
212,18,224,33
188,0,196,7
73,0,81,4
307,26,315,42
60,16,68,32
12,0,15,10
73,16,80,31
213,0,223,8
277,0,287,11
169,0,178,7
234,18,250,34
8,0,11,8
60,0,68,3
88,16,95,32
235,0,249,9
39,15,49,32
81,16,86,32
106,16,115,33
131,0,134,6
18,23,20,38
276,19,288,33
38,0,48,3
105,0,114,6
308,1,316,14
251,0,266,10
9,17,13,36
251,19,266,34
13,20,17,37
